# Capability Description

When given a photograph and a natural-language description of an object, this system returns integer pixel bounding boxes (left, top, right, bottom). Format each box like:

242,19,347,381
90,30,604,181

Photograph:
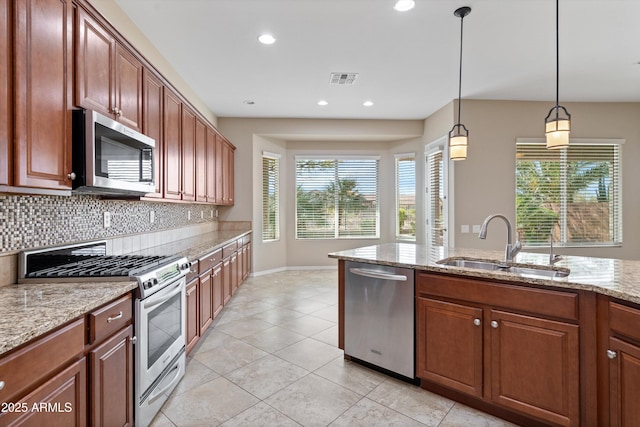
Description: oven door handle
147,363,182,404
143,281,184,310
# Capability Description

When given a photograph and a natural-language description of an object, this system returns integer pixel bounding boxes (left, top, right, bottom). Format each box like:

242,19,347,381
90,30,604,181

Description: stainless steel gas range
20,240,190,427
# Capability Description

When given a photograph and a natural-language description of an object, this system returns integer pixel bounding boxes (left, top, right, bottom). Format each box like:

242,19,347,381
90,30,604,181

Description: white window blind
426,150,445,248
262,153,280,241
295,157,379,239
395,154,416,239
516,141,622,246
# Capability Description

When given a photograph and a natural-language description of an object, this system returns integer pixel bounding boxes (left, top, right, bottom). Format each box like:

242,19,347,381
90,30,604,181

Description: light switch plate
472,224,481,233
103,212,111,228
461,224,470,233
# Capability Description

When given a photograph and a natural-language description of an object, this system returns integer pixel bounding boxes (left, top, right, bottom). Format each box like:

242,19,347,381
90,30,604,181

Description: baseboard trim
250,265,338,277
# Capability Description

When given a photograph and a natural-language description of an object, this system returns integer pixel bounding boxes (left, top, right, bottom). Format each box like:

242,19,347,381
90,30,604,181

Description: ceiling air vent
329,72,358,85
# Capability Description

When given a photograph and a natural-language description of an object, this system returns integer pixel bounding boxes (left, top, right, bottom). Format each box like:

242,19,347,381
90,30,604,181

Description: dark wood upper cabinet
13,0,73,190
0,0,10,186
76,8,142,132
163,88,182,200
143,69,164,198
205,127,217,203
181,105,196,201
195,118,207,202
114,44,143,131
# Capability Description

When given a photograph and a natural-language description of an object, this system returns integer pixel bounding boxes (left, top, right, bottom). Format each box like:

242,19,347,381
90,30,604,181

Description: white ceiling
115,0,640,121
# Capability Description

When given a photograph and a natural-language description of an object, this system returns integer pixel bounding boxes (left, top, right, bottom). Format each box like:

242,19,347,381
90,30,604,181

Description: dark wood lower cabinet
416,272,582,427
89,325,133,427
490,310,579,426
186,278,199,354
608,338,640,426
0,358,87,427
416,298,483,398
212,264,224,318
199,272,213,334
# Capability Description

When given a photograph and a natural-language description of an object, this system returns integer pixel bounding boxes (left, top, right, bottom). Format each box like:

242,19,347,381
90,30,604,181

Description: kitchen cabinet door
76,7,114,117
163,88,182,200
212,263,223,318
220,138,235,205
181,105,196,201
0,0,10,186
416,297,483,398
0,358,87,427
195,118,207,202
199,271,213,334
114,44,143,132
89,325,134,427
608,337,640,427
490,310,579,426
186,278,199,355
143,69,163,198
222,257,232,305
14,0,73,190
206,127,217,203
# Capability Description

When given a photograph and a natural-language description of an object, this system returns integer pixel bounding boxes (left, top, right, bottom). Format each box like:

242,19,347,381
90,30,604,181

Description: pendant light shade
545,0,571,149
449,6,471,161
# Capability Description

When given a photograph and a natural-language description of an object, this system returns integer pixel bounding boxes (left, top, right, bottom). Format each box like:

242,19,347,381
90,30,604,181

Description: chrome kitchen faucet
478,214,522,262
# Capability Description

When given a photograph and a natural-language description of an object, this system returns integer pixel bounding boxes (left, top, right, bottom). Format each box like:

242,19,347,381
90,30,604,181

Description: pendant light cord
555,0,560,118
457,13,465,125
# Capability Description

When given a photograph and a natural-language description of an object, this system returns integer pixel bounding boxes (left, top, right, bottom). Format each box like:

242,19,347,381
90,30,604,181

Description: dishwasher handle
349,267,408,282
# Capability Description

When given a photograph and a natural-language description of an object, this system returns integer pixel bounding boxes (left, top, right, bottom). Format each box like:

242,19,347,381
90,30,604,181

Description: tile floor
150,270,518,427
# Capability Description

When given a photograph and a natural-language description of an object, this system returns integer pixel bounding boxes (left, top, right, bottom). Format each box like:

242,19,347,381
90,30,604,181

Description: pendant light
449,6,471,161
544,0,571,149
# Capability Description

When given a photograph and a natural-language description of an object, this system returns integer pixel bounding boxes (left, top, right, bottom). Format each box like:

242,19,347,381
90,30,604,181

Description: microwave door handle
143,281,184,309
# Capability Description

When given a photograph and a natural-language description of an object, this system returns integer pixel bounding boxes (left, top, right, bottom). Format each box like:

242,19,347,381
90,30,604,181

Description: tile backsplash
0,194,218,254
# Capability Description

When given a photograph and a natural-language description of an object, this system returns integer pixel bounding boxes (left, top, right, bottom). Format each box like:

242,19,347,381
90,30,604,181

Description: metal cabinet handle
607,350,618,360
490,320,499,329
473,318,481,326
107,311,123,323
67,172,76,180
131,336,137,345
0,380,5,391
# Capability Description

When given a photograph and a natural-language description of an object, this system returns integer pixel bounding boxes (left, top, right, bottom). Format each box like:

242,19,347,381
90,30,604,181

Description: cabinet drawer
0,318,84,403
186,259,199,283
609,301,640,343
417,272,579,321
88,294,133,344
199,248,222,273
242,234,251,245
222,241,237,258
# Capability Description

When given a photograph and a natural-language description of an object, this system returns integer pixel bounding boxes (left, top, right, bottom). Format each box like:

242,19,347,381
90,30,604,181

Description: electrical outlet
210,210,214,218
188,211,191,220
215,209,218,218
472,224,481,233
200,210,204,219
461,224,470,233
150,211,155,224
103,212,111,228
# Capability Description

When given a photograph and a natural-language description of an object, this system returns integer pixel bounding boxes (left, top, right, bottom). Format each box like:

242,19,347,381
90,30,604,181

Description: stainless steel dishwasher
344,261,415,379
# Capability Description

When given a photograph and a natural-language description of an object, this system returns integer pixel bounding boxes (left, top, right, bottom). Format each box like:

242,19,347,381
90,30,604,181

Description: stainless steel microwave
72,109,155,195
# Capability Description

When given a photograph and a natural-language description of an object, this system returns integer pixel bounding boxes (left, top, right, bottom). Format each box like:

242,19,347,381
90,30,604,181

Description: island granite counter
329,242,640,305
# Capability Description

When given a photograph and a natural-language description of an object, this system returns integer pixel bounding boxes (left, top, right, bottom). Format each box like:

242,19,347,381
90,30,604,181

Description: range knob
143,279,153,290
180,262,192,271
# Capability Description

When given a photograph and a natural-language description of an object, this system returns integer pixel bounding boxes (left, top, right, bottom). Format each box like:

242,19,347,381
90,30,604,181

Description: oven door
135,277,186,395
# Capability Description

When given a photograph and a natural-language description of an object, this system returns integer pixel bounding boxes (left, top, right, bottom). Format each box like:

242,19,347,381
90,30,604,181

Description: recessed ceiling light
243,100,255,105
258,34,276,45
317,100,329,106
393,0,415,12
363,101,374,107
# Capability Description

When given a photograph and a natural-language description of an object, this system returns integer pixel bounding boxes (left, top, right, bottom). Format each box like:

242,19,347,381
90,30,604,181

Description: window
395,153,416,239
262,152,280,241
516,140,622,247
295,156,379,239
426,149,446,248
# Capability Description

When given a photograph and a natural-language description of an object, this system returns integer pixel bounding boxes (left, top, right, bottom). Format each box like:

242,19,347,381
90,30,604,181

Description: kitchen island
329,243,640,427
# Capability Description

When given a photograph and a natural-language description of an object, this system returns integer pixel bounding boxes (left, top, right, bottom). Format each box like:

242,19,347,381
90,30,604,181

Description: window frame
262,151,281,242
515,138,623,248
295,155,380,240
395,153,416,241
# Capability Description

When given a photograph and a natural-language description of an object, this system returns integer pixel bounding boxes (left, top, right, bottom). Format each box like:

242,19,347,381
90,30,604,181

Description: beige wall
89,0,217,126
218,118,424,273
452,100,640,260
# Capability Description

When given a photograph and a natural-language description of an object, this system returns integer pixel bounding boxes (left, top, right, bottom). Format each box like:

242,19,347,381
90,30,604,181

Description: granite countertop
0,227,251,356
329,243,640,306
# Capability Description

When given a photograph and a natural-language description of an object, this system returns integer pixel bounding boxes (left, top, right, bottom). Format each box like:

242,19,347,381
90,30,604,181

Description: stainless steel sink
437,257,570,279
